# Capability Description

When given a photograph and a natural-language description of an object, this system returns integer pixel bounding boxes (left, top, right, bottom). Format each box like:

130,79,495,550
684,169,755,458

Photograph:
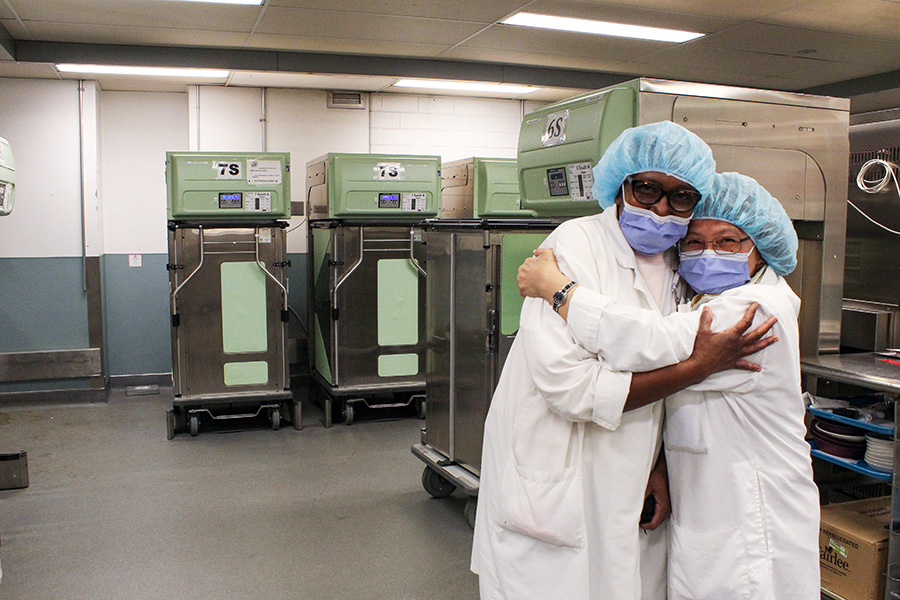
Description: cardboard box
820,496,891,600
0,451,28,490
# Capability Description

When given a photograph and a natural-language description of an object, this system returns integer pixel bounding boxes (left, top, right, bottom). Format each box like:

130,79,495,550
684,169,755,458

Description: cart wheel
189,415,199,437
270,408,281,431
422,467,456,498
464,497,477,529
343,402,354,426
166,409,176,440
416,397,426,420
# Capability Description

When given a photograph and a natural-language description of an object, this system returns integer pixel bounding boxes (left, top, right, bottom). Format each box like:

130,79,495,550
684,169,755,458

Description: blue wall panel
0,257,90,352
102,253,172,376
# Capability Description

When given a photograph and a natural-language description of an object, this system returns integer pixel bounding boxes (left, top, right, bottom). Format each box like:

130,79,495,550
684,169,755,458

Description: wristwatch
552,281,577,313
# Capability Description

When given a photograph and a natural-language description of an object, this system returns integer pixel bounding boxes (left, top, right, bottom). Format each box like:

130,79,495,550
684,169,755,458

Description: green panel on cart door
221,261,268,353
312,228,332,282
378,353,419,377
377,258,419,346
500,233,551,335
224,361,269,386
313,319,333,384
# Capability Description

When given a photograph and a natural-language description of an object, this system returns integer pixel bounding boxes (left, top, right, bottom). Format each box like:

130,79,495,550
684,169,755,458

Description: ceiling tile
638,44,824,78
789,59,897,85
266,0,531,23
539,0,814,20
440,44,637,72
1,18,30,39
690,22,900,63
760,0,900,43
9,0,260,31
256,7,483,46
23,22,250,48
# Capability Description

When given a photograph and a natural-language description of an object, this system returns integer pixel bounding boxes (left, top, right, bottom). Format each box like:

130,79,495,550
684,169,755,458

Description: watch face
553,290,565,305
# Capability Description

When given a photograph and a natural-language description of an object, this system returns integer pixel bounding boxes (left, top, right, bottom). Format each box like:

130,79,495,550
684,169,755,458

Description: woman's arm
518,248,777,413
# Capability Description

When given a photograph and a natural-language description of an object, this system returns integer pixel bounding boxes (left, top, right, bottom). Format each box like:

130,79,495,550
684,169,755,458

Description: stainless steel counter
801,352,900,395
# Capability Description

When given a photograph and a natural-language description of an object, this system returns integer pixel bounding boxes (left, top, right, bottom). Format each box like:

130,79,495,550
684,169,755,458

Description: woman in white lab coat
519,172,820,599
471,123,776,600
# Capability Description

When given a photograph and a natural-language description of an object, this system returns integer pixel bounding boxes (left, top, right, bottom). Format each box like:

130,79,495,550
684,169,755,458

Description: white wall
369,93,526,161
265,88,370,253
100,91,189,255
0,79,87,258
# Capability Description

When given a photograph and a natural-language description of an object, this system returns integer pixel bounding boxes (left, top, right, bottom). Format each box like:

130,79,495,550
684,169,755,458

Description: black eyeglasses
626,176,702,213
679,236,752,256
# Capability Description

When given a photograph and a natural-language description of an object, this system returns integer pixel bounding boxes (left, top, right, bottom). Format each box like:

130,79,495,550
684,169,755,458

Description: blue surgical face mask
618,200,690,255
677,250,751,295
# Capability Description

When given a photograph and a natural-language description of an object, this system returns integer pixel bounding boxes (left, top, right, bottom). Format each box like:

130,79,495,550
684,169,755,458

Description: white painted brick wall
370,92,549,163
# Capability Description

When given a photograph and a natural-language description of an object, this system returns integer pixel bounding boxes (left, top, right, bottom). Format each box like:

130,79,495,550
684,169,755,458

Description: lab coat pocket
664,394,712,453
496,426,585,548
668,523,751,600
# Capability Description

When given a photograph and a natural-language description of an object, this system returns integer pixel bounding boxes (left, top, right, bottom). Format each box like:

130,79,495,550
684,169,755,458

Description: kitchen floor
0,384,479,599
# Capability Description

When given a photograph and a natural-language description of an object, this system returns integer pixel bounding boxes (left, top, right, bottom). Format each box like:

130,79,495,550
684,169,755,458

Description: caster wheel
166,409,175,440
465,497,477,529
343,402,354,426
189,415,199,437
416,397,426,420
270,408,281,431
422,467,456,498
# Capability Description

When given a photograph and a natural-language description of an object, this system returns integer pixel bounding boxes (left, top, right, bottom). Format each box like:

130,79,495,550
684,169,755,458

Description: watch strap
552,280,577,313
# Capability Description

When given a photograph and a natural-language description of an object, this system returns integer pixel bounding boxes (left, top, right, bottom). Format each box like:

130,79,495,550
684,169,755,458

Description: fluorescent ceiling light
502,12,704,43
56,64,230,78
393,79,539,94
173,0,263,5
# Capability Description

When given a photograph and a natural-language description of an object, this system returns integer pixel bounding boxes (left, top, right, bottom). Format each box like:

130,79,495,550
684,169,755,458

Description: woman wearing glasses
518,172,819,600
471,122,777,600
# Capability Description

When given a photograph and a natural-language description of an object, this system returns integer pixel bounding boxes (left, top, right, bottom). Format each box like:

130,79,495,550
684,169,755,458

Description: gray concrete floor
0,386,479,599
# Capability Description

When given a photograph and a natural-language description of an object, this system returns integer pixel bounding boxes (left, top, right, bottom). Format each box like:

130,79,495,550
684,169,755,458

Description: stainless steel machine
842,117,900,351
165,152,295,438
306,153,440,426
414,79,851,527
411,157,558,525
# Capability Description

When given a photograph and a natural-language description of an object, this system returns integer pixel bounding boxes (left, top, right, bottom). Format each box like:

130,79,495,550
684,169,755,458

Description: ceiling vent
327,90,367,110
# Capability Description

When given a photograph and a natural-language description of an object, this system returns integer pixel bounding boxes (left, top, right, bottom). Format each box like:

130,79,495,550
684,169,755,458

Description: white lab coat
471,208,691,600
566,268,820,600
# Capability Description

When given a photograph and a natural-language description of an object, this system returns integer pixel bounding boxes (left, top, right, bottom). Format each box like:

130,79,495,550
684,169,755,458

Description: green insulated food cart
165,151,295,438
306,153,440,426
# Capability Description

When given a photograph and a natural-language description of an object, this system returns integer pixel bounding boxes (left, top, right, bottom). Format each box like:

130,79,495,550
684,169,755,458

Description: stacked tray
864,434,894,473
809,418,867,459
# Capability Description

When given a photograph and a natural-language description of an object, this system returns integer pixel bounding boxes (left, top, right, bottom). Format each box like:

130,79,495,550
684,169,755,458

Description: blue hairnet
693,172,798,276
592,121,716,210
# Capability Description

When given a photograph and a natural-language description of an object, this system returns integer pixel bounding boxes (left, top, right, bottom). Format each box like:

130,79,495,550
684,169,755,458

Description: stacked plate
810,418,867,459
864,434,894,473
